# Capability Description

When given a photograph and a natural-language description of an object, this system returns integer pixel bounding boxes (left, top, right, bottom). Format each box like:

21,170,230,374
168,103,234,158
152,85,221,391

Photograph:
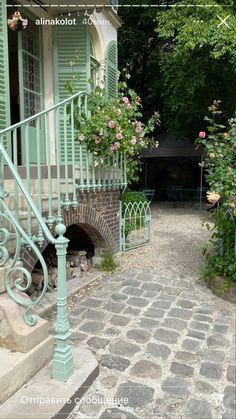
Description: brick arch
63,204,116,255
21,194,120,272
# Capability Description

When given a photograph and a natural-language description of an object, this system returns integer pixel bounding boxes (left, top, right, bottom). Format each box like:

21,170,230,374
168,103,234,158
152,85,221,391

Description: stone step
5,193,59,213
4,178,76,195
0,336,54,405
0,346,98,418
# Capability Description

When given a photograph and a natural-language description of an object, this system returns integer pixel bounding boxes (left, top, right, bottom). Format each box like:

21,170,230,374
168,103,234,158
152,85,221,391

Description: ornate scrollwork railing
0,141,73,381
0,202,49,326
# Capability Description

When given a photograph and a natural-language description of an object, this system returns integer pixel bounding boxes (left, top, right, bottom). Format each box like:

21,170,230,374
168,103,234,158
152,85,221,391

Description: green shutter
0,0,11,152
54,18,90,163
105,41,118,99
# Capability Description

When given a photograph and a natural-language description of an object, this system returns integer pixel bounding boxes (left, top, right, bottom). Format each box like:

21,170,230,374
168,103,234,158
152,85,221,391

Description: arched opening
66,224,95,256
28,221,107,298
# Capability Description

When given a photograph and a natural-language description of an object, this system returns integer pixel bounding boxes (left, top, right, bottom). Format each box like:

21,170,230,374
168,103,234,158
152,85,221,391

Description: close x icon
217,15,231,28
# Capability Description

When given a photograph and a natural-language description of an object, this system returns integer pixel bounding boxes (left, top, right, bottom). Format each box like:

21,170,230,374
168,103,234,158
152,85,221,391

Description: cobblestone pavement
47,269,236,419
46,204,235,418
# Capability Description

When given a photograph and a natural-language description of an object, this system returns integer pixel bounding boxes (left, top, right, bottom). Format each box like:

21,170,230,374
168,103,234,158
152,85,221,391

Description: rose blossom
79,134,85,141
209,153,215,158
140,140,145,147
123,97,129,104
115,108,121,116
127,103,132,110
230,202,235,208
95,138,101,144
116,133,123,140
199,131,206,138
113,142,120,150
135,126,142,133
130,137,137,145
207,191,220,204
107,120,115,129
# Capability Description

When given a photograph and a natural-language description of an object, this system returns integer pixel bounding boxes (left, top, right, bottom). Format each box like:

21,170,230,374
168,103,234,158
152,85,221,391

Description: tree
118,0,163,121
118,0,236,138
155,0,236,136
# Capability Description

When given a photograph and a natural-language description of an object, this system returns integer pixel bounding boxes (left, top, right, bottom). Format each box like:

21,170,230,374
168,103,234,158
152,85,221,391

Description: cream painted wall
18,6,119,160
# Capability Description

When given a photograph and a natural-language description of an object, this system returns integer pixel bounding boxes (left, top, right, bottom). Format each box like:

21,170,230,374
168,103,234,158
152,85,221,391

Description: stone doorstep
0,336,54,405
0,346,99,419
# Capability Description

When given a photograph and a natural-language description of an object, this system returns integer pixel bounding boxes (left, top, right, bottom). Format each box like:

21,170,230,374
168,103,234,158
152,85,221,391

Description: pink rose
79,134,85,141
199,131,206,138
113,142,120,150
207,191,220,204
135,126,142,133
123,97,129,104
95,138,101,144
127,103,132,110
116,133,123,140
108,120,115,129
130,137,137,145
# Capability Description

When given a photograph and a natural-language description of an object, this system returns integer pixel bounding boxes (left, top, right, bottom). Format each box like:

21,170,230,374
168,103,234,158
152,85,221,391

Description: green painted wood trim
53,18,91,164
0,0,11,153
105,40,118,99
18,8,45,164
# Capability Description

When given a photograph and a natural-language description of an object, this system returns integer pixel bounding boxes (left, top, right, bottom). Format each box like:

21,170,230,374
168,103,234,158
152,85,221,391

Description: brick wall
21,190,121,272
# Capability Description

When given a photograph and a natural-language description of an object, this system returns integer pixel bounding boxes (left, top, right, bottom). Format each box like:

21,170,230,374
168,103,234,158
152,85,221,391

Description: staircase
0,90,127,385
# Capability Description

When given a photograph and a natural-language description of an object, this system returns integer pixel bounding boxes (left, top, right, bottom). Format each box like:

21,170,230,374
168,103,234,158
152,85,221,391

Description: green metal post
52,223,74,381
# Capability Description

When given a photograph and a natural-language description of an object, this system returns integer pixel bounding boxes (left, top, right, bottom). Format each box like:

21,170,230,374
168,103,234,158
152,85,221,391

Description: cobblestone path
48,269,235,419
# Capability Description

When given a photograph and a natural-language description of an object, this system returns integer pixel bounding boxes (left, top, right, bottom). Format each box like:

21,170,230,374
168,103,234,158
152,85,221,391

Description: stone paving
46,269,236,419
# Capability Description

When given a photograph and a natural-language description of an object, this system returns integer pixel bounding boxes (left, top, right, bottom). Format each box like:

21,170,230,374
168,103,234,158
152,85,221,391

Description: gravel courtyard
47,203,236,419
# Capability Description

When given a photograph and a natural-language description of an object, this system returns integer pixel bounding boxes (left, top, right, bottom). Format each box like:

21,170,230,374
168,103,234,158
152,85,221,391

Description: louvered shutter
105,41,118,99
0,1,11,153
53,18,90,163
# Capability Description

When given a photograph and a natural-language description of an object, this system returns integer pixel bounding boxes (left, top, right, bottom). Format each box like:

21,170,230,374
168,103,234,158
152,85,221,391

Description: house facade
0,0,125,266
0,0,126,396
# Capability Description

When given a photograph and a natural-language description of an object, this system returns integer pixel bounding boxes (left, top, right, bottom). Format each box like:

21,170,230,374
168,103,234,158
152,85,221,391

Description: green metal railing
0,146,73,380
120,200,152,252
0,90,127,381
0,91,126,238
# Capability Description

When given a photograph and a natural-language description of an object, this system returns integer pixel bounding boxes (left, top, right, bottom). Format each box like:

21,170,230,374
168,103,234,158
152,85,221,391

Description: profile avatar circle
8,11,28,32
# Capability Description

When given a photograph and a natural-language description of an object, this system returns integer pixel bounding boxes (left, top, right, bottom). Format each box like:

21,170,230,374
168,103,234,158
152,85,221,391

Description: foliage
121,191,148,237
66,72,160,184
101,250,117,272
118,0,164,121
121,191,147,205
196,100,236,282
155,0,236,136
201,254,236,283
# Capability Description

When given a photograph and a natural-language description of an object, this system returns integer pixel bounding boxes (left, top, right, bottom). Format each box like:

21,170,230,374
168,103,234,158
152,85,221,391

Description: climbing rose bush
69,80,160,183
196,100,236,282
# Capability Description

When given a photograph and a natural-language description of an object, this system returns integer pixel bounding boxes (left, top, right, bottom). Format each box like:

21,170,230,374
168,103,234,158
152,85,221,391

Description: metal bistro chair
140,189,155,202
170,185,184,208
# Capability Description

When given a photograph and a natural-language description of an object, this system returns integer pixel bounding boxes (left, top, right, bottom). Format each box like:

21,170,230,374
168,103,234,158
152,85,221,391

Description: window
90,40,100,89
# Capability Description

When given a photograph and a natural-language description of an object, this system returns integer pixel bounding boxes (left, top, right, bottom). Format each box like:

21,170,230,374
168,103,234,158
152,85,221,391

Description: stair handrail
0,91,89,340
0,90,89,136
